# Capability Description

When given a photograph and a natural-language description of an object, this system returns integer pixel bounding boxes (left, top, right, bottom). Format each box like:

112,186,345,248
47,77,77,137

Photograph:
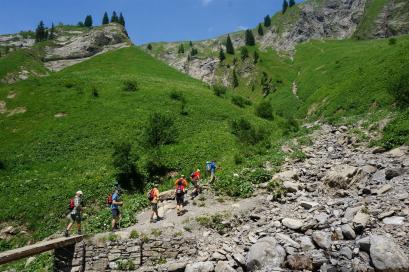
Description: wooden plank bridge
0,235,83,265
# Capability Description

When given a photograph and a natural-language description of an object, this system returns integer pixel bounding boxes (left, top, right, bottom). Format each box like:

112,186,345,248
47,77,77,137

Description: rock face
369,235,409,272
246,237,286,271
44,24,131,71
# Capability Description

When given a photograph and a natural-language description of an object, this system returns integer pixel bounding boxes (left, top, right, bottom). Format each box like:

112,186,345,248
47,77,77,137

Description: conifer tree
191,47,198,56
189,41,193,47
241,47,249,61
264,15,272,27
84,15,93,27
289,0,296,7
178,44,185,54
147,44,153,50
282,0,289,14
35,21,46,42
111,11,119,23
258,23,264,36
102,12,109,25
245,29,255,46
77,21,84,27
232,69,239,88
49,23,56,40
119,12,126,26
254,51,259,64
219,47,226,62
226,34,235,55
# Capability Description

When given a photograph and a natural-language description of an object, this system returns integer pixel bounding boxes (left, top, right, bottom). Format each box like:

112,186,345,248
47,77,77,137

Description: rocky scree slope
0,23,131,83
70,123,409,272
143,0,409,85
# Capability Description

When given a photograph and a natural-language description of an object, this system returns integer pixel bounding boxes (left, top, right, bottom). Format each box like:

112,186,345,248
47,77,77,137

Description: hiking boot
64,230,69,237
157,217,163,221
150,219,155,223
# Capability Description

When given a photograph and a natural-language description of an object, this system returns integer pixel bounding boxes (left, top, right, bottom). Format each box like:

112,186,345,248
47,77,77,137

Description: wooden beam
0,236,83,265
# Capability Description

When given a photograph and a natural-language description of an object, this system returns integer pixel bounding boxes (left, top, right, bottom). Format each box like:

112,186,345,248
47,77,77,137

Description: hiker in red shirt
175,175,188,216
190,169,201,199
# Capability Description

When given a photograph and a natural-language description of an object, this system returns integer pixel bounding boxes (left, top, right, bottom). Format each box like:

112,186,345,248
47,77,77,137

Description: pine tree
147,44,153,50
219,47,226,62
111,11,119,23
178,44,185,54
226,35,235,55
241,47,249,61
102,12,109,25
245,29,255,46
282,0,289,14
258,23,264,36
84,15,93,27
119,12,125,26
232,69,239,88
254,51,259,64
289,0,296,7
35,21,46,43
264,15,272,27
77,21,85,27
189,41,193,47
49,23,56,40
191,47,198,56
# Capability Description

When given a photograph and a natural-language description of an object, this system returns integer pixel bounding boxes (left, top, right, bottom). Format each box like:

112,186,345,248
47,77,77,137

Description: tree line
35,11,126,43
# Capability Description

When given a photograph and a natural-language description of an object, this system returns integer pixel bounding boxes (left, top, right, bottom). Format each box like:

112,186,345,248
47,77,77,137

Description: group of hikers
64,161,218,237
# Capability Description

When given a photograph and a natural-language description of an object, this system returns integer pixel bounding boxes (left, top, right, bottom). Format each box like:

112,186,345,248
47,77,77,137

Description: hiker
111,188,123,232
175,175,188,216
190,169,201,198
64,191,83,237
209,160,217,183
149,184,162,223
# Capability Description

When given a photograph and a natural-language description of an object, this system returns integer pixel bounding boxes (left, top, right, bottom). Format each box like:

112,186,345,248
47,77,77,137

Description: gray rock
341,224,356,240
287,254,313,271
276,233,300,248
370,234,409,271
340,247,353,260
185,262,215,272
357,237,371,253
246,237,286,271
298,236,316,251
376,184,393,195
353,212,370,227
323,165,359,189
167,262,187,272
215,261,235,272
283,180,300,193
282,218,303,230
233,253,246,266
312,231,332,249
300,201,319,210
385,169,403,180
382,216,405,225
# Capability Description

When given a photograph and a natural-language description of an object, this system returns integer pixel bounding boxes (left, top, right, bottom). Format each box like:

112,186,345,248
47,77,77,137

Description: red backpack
106,194,113,206
69,198,75,210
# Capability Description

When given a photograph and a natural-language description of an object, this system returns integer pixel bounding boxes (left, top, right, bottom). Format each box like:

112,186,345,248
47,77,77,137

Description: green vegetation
196,213,229,234
226,34,235,55
129,229,140,239
102,12,109,25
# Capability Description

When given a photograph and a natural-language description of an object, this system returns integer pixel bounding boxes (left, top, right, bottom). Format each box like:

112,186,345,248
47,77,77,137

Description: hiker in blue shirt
210,160,217,183
111,188,123,232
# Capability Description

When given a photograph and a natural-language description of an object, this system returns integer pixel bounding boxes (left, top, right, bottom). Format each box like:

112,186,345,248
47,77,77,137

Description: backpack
69,198,75,210
176,184,184,197
106,194,113,207
147,189,154,201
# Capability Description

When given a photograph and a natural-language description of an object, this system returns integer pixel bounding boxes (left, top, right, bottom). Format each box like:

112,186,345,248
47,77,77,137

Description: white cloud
202,0,213,6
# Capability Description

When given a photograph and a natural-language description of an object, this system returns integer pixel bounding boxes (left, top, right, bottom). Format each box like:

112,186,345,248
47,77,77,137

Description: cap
76,191,83,195
197,169,200,172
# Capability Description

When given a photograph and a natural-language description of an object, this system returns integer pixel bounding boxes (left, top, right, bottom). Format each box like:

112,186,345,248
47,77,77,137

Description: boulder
282,218,304,230
353,212,370,227
287,255,313,271
159,190,175,200
312,231,332,250
273,169,299,181
382,216,405,225
298,236,316,251
168,262,187,272
385,169,403,180
283,181,300,193
387,146,407,157
300,201,319,210
185,262,215,272
376,185,393,195
370,234,409,271
215,261,235,272
323,165,359,189
246,237,286,271
356,237,370,253
340,224,356,240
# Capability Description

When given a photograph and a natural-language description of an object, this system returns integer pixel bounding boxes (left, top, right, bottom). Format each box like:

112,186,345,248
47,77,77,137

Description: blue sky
0,0,302,44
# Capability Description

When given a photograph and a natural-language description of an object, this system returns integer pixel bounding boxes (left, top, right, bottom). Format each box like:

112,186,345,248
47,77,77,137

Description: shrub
144,113,177,147
196,213,229,234
129,229,139,239
231,95,251,108
380,111,409,150
214,173,253,198
234,153,244,165
390,70,409,108
122,79,138,92
0,160,4,170
91,86,99,97
389,38,397,45
150,228,162,237
117,260,136,270
255,100,273,120
241,47,249,61
230,118,269,145
213,85,227,97
282,116,299,135
169,90,185,101
267,180,287,200
243,168,272,184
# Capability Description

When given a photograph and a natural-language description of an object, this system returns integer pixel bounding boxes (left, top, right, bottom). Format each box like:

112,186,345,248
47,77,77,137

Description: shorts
176,195,184,205
112,209,121,218
151,203,158,212
69,213,82,224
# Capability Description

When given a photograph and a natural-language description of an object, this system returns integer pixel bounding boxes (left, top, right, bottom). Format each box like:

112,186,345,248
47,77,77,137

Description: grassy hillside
0,47,290,250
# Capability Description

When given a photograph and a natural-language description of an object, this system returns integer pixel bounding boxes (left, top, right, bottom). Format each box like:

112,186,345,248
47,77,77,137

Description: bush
231,95,251,108
389,38,397,45
241,47,249,61
230,118,269,145
196,213,230,234
122,79,139,92
144,113,177,147
213,85,227,97
0,160,4,170
91,86,99,97
255,100,273,120
380,111,409,150
129,229,140,239
169,90,185,101
267,180,287,200
282,116,299,135
390,70,409,108
214,174,253,198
